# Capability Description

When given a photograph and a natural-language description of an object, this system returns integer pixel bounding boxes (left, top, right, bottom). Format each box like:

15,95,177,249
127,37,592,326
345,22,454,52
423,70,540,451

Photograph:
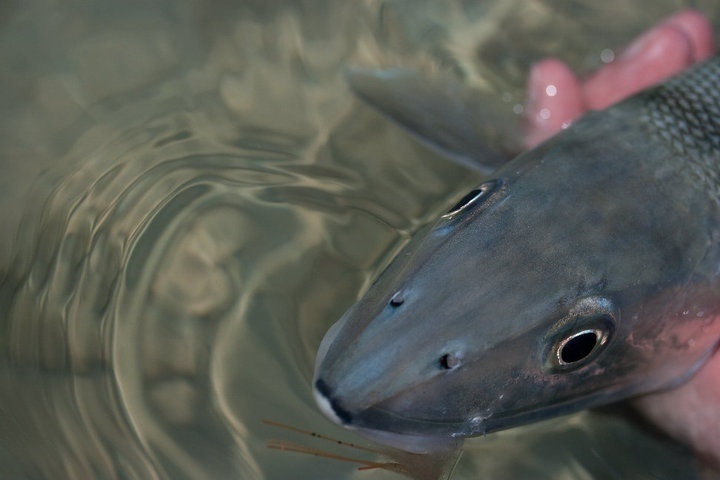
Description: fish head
313,131,720,453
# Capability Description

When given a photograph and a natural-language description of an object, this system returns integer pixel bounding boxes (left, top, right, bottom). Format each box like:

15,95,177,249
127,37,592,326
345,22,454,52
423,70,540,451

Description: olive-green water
2,1,720,479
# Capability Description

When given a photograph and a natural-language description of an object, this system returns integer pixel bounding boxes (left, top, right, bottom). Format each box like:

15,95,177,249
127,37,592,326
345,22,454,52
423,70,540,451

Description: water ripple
0,0,711,479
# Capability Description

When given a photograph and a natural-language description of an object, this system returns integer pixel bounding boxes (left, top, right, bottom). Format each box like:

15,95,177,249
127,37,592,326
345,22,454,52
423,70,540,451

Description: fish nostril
389,290,404,307
314,378,353,425
438,353,460,370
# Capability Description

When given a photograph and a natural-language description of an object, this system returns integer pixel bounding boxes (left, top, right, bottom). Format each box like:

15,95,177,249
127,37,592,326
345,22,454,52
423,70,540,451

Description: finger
665,9,716,62
634,348,720,469
524,59,585,148
582,21,695,110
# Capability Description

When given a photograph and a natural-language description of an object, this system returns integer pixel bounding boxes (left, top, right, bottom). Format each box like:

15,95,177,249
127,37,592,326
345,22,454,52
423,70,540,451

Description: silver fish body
314,57,720,453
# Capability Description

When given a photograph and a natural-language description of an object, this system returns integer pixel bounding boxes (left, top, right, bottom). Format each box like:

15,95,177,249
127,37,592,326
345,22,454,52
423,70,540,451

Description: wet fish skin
313,57,720,453
345,67,521,173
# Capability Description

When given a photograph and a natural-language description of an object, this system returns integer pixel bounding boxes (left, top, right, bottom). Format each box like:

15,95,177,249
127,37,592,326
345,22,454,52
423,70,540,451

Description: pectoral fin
345,67,520,174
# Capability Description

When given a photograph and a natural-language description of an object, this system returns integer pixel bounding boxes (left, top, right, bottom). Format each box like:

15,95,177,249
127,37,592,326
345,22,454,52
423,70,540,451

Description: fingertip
583,23,694,109
664,9,716,61
525,59,584,148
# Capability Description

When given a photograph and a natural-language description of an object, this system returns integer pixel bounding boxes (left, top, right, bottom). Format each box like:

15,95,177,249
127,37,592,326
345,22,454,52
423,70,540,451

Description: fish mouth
313,377,465,453
313,373,627,453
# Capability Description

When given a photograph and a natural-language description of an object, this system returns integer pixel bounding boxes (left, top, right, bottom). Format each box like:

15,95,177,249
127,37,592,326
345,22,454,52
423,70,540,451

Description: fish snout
313,376,462,453
313,377,354,426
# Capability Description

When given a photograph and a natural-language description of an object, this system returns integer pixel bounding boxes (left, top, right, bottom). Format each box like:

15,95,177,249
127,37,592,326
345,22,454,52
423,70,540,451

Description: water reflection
1,0,718,479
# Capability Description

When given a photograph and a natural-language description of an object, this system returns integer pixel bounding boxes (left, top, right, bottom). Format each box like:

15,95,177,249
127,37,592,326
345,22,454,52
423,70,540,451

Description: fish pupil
559,330,598,364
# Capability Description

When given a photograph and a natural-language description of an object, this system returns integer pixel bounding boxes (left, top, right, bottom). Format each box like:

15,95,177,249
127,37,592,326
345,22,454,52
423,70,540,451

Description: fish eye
544,297,617,372
442,179,501,218
547,321,612,371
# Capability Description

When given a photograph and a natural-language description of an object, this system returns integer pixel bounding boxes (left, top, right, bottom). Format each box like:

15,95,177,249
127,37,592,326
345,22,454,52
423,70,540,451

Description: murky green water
2,1,720,479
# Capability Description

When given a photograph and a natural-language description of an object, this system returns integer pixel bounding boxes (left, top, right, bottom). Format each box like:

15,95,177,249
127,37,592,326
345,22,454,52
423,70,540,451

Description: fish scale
641,59,720,194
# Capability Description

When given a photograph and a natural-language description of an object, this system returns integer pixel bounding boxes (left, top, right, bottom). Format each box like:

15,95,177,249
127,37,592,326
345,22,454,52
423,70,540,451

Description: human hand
525,9,715,148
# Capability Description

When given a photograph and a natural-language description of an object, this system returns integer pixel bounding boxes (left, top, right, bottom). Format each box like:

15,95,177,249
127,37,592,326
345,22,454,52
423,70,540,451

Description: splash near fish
313,54,720,455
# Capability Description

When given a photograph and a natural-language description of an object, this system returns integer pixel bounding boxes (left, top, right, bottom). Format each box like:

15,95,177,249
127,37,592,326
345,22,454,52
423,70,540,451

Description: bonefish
314,56,720,453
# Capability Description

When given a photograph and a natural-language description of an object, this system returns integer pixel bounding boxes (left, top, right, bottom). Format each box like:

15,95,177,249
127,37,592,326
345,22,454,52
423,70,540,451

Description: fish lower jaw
313,383,462,454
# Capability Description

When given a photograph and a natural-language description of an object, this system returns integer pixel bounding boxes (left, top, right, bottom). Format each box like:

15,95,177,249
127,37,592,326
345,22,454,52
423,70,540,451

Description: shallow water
1,1,720,479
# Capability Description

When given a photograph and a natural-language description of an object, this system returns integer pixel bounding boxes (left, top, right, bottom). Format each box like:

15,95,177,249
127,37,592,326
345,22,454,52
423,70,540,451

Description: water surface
1,1,719,478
